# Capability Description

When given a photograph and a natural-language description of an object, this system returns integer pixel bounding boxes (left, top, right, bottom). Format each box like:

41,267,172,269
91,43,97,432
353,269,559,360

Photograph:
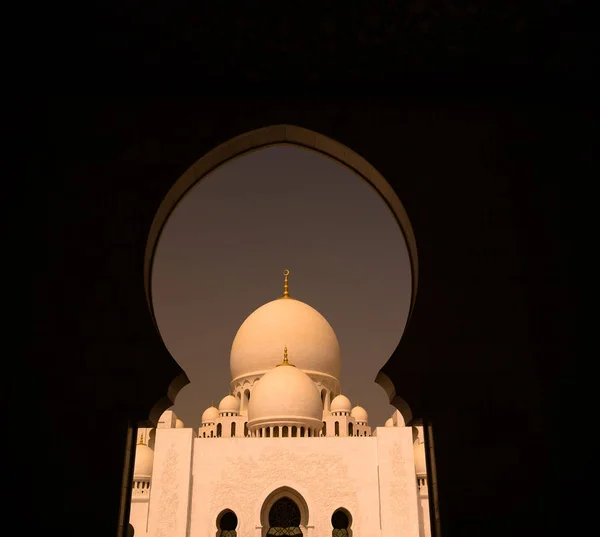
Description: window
348,423,353,437
335,422,339,436
331,509,350,536
274,426,279,437
244,422,249,437
231,422,236,437
267,497,302,535
292,426,297,437
283,426,289,437
323,422,327,436
218,510,238,537
217,423,222,437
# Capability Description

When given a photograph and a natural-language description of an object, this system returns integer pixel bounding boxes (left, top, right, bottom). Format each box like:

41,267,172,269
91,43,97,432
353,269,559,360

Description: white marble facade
130,274,431,537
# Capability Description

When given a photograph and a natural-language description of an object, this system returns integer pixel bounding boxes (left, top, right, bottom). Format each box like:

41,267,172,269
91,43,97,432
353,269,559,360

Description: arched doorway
267,497,302,536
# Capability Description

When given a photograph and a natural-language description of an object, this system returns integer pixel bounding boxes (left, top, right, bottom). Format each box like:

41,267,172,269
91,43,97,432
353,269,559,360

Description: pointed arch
260,486,309,537
331,507,353,537
143,125,418,429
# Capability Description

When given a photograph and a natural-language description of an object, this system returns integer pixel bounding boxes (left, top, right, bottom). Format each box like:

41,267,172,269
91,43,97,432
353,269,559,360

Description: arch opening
331,508,352,537
217,509,238,537
145,125,418,430
130,124,426,537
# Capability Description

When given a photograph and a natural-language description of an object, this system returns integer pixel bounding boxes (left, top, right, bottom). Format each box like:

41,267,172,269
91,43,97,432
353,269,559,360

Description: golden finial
282,269,290,298
277,345,295,367
138,432,145,445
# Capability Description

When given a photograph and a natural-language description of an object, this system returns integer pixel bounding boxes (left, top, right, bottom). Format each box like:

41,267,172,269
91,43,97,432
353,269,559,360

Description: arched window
218,509,238,537
335,422,340,436
203,432,206,438
274,426,279,437
292,426,297,437
300,427,305,437
231,422,236,437
267,497,302,535
348,423,353,437
266,428,270,437
282,426,288,437
244,422,248,437
321,389,327,408
331,508,351,536
217,423,222,437
323,422,327,436
307,428,311,437
211,430,214,437
259,429,263,437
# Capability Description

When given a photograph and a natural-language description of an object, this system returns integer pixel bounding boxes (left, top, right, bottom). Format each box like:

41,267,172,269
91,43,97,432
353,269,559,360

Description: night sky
152,145,411,428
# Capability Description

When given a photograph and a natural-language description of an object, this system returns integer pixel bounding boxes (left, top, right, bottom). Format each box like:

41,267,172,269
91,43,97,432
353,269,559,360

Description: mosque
130,271,431,537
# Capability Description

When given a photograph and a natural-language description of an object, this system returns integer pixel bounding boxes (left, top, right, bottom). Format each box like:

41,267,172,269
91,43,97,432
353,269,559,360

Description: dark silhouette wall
9,96,586,537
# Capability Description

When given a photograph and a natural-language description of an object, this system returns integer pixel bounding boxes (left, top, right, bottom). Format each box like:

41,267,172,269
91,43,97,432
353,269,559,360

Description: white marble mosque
130,271,430,537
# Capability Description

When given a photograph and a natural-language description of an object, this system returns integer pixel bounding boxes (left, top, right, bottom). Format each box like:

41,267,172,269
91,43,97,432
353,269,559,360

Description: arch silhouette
143,125,419,421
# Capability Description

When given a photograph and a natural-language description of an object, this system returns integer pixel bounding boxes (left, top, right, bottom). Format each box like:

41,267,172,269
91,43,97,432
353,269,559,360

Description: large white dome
247,361,323,430
230,297,341,382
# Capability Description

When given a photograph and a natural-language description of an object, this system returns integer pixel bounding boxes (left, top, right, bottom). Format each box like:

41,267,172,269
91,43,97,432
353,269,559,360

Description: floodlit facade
130,272,431,537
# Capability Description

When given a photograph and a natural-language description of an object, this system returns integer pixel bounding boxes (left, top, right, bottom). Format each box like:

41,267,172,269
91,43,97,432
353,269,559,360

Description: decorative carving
387,444,417,535
206,445,360,535
155,444,181,537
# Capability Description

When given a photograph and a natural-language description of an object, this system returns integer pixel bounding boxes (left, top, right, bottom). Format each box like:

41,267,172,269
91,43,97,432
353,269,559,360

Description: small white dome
385,417,394,427
248,363,323,429
330,394,352,413
201,405,219,424
230,297,341,382
351,405,368,423
133,443,154,478
175,419,185,428
219,395,239,414
414,440,427,476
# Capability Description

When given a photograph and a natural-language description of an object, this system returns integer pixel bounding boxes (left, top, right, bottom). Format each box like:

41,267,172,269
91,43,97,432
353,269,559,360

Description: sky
151,145,411,428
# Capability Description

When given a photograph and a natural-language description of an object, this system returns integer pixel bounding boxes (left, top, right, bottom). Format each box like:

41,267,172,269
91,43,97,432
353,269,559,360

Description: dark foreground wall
8,94,586,537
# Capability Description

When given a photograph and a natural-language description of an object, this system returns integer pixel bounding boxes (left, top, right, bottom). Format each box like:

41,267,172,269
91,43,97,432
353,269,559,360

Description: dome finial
277,345,295,367
138,432,145,445
283,269,290,298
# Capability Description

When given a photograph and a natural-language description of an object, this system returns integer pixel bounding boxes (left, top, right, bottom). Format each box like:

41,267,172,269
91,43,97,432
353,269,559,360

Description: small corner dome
134,443,154,478
219,395,239,414
351,405,368,422
201,405,219,424
414,441,427,475
330,394,352,413
385,417,394,427
248,363,323,429
175,419,185,428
